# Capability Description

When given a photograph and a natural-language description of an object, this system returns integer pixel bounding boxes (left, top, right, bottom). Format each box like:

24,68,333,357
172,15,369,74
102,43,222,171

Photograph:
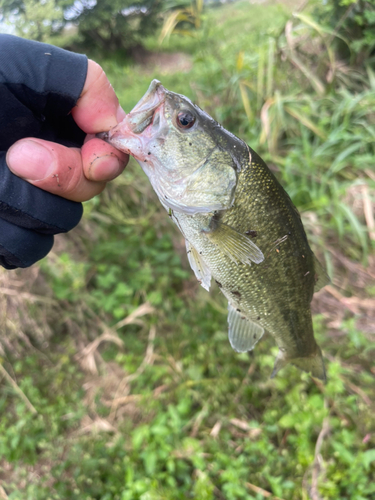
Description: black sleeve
0,35,88,269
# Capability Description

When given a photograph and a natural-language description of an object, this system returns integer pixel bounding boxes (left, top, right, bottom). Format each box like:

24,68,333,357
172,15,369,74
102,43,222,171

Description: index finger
71,60,126,134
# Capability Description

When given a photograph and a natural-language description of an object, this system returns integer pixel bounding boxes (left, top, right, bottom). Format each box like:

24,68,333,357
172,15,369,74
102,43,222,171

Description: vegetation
0,0,162,51
1,0,374,499
159,0,204,44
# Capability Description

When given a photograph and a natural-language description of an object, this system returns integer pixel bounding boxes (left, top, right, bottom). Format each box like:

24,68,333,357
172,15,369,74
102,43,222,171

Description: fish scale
101,79,329,381
174,149,317,358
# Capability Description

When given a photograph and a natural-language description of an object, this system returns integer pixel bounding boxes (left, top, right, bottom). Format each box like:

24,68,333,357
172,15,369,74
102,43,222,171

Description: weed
1,1,374,498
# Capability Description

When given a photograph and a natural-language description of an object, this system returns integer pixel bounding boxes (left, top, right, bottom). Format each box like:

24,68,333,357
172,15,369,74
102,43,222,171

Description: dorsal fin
313,255,330,293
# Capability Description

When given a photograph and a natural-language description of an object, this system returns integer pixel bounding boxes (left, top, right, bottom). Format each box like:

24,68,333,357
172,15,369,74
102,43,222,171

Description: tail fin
271,347,326,382
271,349,289,379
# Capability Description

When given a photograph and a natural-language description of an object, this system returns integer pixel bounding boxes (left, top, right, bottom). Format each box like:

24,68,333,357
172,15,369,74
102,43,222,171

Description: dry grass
0,266,56,356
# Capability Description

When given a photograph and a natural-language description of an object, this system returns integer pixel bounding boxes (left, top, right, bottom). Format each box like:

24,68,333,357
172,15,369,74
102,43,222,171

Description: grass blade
239,81,253,123
284,105,326,139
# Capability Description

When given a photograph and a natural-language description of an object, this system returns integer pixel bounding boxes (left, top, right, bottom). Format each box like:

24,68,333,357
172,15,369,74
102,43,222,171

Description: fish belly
174,211,326,380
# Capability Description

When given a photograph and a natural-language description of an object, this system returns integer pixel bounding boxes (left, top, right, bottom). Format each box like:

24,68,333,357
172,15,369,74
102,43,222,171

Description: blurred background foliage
0,0,374,498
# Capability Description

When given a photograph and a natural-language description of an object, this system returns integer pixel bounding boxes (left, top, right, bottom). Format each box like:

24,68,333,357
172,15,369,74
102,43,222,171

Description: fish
99,79,330,381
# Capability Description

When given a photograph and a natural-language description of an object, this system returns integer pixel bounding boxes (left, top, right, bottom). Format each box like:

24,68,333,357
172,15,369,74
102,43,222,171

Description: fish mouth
97,80,166,145
127,79,166,134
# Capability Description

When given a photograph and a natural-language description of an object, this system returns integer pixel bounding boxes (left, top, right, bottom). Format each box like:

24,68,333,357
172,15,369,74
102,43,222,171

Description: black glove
0,34,88,269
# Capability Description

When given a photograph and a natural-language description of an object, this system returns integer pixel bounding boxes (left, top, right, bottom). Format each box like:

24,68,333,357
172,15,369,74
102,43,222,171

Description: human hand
6,60,128,202
0,35,128,269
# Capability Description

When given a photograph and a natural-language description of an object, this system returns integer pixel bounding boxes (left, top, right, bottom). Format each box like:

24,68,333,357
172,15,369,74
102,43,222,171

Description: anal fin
185,240,211,291
228,303,264,352
203,221,264,266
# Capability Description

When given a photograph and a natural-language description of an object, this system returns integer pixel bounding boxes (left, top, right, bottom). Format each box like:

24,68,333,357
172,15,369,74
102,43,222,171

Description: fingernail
88,154,125,181
116,105,126,123
7,140,54,181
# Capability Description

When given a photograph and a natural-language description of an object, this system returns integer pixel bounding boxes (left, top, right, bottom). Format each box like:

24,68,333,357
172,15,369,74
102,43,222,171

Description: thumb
7,139,58,181
6,138,108,202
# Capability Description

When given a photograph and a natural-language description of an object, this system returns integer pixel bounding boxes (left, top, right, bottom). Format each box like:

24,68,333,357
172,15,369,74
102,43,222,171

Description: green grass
1,0,375,498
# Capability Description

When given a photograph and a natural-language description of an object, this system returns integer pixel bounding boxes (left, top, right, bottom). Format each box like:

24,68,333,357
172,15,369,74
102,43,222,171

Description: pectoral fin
271,346,326,382
203,221,264,266
313,255,330,293
185,240,211,291
228,303,264,352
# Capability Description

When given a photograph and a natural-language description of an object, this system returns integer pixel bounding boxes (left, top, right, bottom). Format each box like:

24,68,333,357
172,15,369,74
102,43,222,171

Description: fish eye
176,111,196,130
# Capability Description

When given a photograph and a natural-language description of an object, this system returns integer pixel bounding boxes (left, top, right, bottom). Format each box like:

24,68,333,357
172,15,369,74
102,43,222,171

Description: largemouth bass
100,80,330,380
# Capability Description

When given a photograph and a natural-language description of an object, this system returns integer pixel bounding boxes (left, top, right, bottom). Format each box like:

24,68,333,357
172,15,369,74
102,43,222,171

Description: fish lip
96,131,109,141
126,79,166,134
98,80,168,159
131,80,164,113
